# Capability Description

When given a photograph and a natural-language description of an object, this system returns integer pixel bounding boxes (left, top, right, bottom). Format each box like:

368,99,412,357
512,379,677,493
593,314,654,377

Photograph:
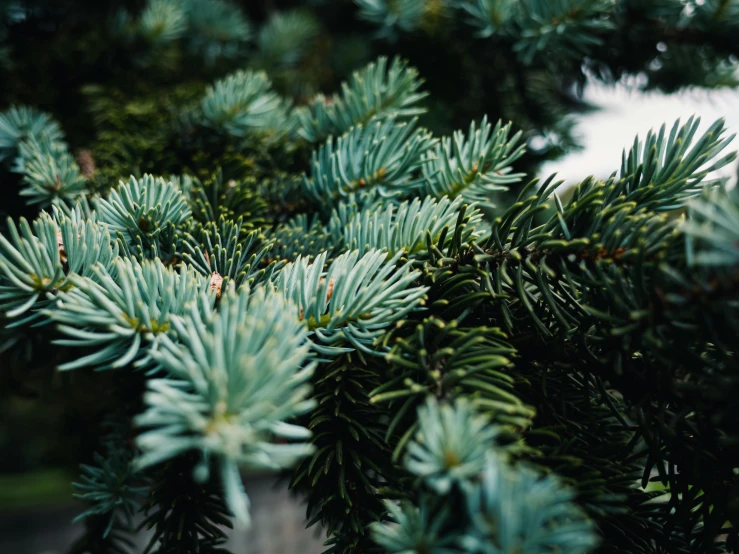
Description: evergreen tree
1,1,738,554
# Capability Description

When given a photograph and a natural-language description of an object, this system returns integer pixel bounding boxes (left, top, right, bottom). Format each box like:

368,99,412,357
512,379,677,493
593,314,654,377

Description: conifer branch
422,116,526,206
200,70,290,138
0,106,64,163
303,116,435,209
53,258,211,371
276,249,428,356
135,285,316,524
295,57,428,143
331,196,487,258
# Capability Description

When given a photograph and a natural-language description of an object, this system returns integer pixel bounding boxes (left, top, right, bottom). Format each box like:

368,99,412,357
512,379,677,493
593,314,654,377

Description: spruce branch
182,216,279,290
405,397,503,494
73,447,147,539
52,258,211,371
0,209,116,327
139,453,233,554
330,196,487,258
268,213,334,263
255,9,321,71
182,0,252,62
380,113,739,552
355,0,427,38
454,117,738,339
446,118,739,549
0,105,64,163
53,205,120,283
290,353,394,551
421,116,526,207
302,116,435,209
96,174,191,255
613,116,736,211
13,136,87,207
135,285,316,524
461,0,518,37
0,215,66,324
372,452,598,554
200,69,290,138
461,455,599,554
361,0,616,66
69,415,148,554
189,171,269,233
373,318,533,461
684,183,739,268
136,0,188,44
276,249,428,356
512,0,617,65
370,495,460,554
295,57,428,143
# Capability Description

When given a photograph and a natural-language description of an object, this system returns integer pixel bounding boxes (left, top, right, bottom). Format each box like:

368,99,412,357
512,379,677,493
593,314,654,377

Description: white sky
539,81,739,187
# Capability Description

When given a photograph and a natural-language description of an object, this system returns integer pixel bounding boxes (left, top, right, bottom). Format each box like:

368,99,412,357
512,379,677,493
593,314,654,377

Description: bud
319,276,335,302
76,149,96,179
209,272,223,298
57,230,68,264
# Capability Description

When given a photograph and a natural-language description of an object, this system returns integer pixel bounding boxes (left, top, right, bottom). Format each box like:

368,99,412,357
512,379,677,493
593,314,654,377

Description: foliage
685,183,739,268
302,115,434,209
0,207,117,327
182,0,252,62
421,116,526,206
371,401,598,554
136,285,316,524
276,249,428,356
200,69,289,138
118,0,251,62
256,10,321,71
294,56,428,144
460,456,598,554
96,174,190,261
1,2,739,554
13,136,88,206
181,216,278,289
139,453,233,554
134,0,188,45
53,257,211,371
404,398,502,494
330,196,487,257
355,0,427,39
73,424,147,541
0,105,64,163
